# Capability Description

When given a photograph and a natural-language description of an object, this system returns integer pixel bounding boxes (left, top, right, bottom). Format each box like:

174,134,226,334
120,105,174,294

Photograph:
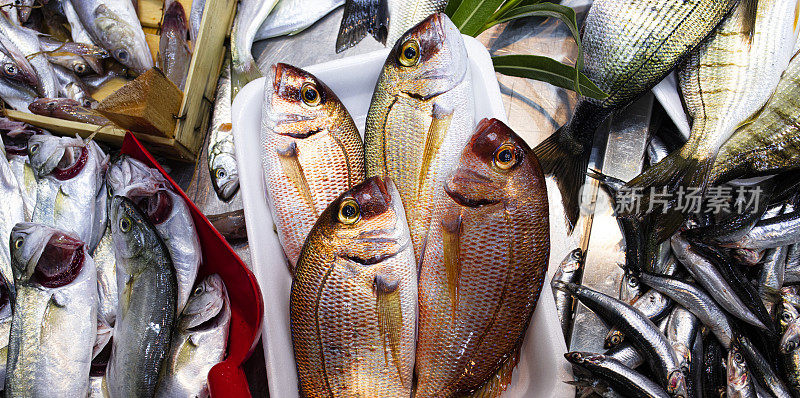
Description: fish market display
231,0,279,90
255,0,344,41
291,176,417,397
0,12,59,99
261,63,364,272
207,58,238,202
156,274,230,398
6,223,97,397
106,195,176,398
159,0,192,91
534,0,738,228
107,155,200,314
415,119,550,397
364,12,474,261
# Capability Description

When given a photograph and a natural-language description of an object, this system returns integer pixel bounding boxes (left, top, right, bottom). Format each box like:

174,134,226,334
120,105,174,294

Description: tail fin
371,0,389,45
337,0,388,53
534,129,589,231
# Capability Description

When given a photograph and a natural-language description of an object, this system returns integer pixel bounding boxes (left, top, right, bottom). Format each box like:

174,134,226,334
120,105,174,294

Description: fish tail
336,0,372,53
375,273,406,386
466,346,521,398
533,128,590,231
371,0,389,45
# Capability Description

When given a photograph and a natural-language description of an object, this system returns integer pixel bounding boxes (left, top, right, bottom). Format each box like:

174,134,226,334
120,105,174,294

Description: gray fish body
0,141,27,284
29,135,107,254
671,235,766,329
107,196,177,398
552,248,583,342
155,274,230,398
207,59,238,202
51,64,96,108
60,0,98,46
5,224,97,397
760,245,788,304
159,0,191,90
231,0,278,85
728,341,757,398
188,0,205,41
604,343,644,369
565,352,670,398
724,211,800,250
94,224,117,326
0,79,36,112
254,0,343,41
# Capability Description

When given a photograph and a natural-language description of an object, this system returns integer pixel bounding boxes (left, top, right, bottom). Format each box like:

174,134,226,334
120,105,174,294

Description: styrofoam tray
232,35,573,398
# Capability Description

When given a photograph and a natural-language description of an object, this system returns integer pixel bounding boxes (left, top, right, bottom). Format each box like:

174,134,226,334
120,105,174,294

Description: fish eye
215,168,227,180
398,39,420,67
13,237,23,250
300,83,321,107
567,352,584,363
119,216,132,233
627,276,639,287
734,352,744,363
338,199,360,225
29,143,39,154
116,49,129,61
193,285,203,296
3,63,17,77
493,143,518,170
783,312,793,322
73,63,87,74
610,334,621,345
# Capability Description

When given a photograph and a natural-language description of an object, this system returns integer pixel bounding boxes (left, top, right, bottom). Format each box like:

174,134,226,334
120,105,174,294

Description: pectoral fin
417,103,454,200
277,142,318,216
374,273,404,385
441,212,463,312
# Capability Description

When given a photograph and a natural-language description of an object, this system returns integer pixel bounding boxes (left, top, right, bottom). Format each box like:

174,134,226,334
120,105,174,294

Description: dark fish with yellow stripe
415,119,550,398
290,176,416,397
261,63,365,273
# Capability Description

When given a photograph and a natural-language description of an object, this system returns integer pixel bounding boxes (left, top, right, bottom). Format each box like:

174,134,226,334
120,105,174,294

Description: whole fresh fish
640,272,734,347
605,288,672,349
107,156,199,314
1,125,46,217
230,0,278,92
291,176,417,397
564,352,670,398
0,76,36,111
386,0,447,48
554,282,687,397
335,0,388,53
0,274,11,390
553,248,584,342
415,119,550,397
760,245,788,305
261,63,364,272
364,12,474,261
736,332,793,398
0,13,59,98
28,98,110,125
69,0,153,74
0,48,38,89
28,134,107,252
5,223,97,397
719,210,800,250
93,223,117,327
255,0,343,41
51,65,97,108
728,340,757,398
188,0,205,41
60,0,99,46
106,195,177,398
40,36,108,76
158,0,191,90
779,300,800,395
627,0,799,232
0,139,27,283
711,51,800,184
535,0,738,228
207,58,238,202
156,274,230,398
671,234,766,329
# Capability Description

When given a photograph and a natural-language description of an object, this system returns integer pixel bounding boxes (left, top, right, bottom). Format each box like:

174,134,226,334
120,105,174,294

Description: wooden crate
5,0,238,162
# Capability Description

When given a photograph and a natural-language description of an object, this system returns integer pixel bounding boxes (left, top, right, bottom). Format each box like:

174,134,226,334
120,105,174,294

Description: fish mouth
52,145,88,181
214,176,240,202
345,238,410,265
131,189,173,225
444,169,500,208
32,231,84,288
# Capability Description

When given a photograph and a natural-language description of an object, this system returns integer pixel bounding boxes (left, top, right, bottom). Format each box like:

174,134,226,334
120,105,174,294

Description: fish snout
445,168,501,208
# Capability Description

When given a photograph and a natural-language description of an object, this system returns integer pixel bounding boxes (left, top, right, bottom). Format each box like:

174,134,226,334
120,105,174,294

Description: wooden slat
173,0,237,156
139,0,163,28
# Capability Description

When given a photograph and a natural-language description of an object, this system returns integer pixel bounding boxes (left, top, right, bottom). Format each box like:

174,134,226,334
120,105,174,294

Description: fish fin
418,103,454,201
374,273,405,386
370,0,389,45
441,212,463,314
336,0,370,53
466,345,521,398
276,142,318,216
741,0,759,42
533,129,588,231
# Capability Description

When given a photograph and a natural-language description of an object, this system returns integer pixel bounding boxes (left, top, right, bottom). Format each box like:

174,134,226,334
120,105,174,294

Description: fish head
0,124,45,156
10,222,85,287
0,50,39,89
92,5,152,74
17,0,33,23
603,329,624,349
178,274,229,332
619,271,641,304
48,55,94,77
26,134,88,180
781,322,800,354
310,176,410,266
209,150,239,201
384,13,467,100
665,369,688,398
264,63,345,139
779,300,800,333
110,195,163,267
444,118,543,208
727,342,751,391
107,155,164,198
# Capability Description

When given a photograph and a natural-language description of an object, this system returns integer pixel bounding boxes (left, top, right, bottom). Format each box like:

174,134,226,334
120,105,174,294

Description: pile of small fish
260,13,550,397
0,0,197,123
0,121,230,397
544,0,800,397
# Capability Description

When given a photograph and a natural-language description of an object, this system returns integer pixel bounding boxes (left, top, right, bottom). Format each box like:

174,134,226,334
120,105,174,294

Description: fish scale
386,0,447,46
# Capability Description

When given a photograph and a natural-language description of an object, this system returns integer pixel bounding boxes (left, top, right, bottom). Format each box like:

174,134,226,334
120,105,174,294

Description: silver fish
565,352,671,398
604,343,644,370
230,0,278,91
6,223,97,397
0,139,27,284
69,0,153,74
188,0,205,42
728,340,757,398
156,274,230,398
61,0,99,46
207,58,238,202
1,126,47,219
106,195,177,398
158,0,191,90
52,64,97,108
255,0,343,41
552,248,583,342
28,134,107,253
760,245,788,306
0,272,12,390
94,223,117,327
107,156,200,313
722,211,800,250
665,306,699,383
0,15,59,98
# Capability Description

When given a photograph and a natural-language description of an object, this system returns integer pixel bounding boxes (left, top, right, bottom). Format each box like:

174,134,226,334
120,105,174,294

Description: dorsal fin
741,0,759,42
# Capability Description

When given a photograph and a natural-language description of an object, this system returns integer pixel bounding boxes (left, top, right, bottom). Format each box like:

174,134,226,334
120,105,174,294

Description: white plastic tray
232,35,573,398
